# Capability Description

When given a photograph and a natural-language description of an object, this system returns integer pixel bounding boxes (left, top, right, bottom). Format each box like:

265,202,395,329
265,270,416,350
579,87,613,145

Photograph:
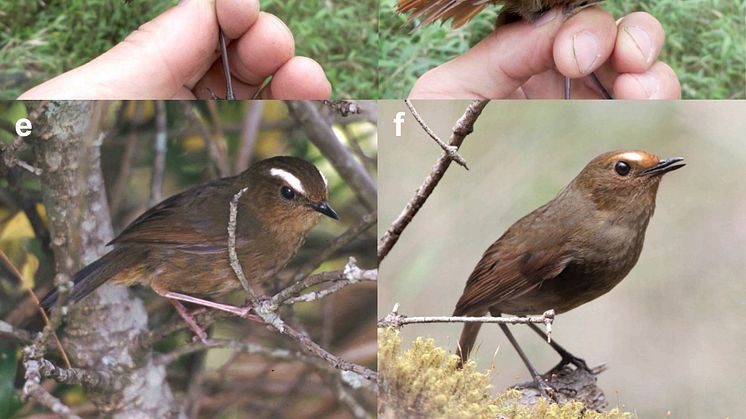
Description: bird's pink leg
152,286,262,322
168,299,209,342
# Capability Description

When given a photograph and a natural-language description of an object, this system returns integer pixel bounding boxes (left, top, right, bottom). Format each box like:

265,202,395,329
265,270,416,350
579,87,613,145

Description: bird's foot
168,299,210,343
551,353,590,374
532,374,558,401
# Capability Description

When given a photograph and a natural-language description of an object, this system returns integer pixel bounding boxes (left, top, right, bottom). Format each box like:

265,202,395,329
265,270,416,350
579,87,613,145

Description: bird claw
552,354,590,373
533,375,558,401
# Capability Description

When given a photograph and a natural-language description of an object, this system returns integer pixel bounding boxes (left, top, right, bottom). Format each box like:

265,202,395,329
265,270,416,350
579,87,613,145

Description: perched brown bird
41,156,338,339
397,0,609,98
454,150,684,394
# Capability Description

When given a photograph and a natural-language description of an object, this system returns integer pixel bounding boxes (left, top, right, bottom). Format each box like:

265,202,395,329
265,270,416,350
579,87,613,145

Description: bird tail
456,322,483,368
39,248,123,311
454,308,485,368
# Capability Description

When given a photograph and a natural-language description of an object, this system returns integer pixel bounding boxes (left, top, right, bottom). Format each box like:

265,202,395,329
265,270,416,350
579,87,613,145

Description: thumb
20,0,220,99
409,8,565,99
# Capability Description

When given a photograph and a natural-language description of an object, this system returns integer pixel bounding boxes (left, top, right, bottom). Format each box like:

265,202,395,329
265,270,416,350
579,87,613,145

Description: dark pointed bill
313,201,340,220
638,157,686,176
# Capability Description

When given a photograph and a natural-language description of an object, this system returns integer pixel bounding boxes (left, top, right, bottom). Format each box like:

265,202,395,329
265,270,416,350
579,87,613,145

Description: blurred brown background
378,100,746,418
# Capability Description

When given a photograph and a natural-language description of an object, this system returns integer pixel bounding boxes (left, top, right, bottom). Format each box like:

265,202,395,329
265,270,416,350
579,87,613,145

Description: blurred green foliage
0,348,22,419
379,0,745,99
0,0,378,98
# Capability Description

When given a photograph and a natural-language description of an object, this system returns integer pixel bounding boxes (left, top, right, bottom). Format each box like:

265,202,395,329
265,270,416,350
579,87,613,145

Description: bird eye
280,186,295,200
615,161,631,176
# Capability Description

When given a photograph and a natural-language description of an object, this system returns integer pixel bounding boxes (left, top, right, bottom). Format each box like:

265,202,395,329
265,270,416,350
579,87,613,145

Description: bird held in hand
454,150,684,396
397,0,604,28
40,156,339,340
397,0,610,98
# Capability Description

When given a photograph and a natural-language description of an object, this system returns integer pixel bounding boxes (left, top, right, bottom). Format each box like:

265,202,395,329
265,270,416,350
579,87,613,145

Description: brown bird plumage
40,156,338,337
454,150,684,369
397,0,604,28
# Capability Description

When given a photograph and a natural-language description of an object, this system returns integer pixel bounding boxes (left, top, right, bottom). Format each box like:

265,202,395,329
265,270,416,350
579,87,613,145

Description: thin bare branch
286,100,377,211
182,103,230,177
0,102,48,175
149,100,167,207
0,320,34,343
323,100,361,117
404,99,469,169
235,102,264,173
378,100,489,263
228,187,258,300
225,187,377,388
28,357,120,391
379,304,555,342
108,131,138,215
22,374,80,419
281,212,376,294
280,258,377,306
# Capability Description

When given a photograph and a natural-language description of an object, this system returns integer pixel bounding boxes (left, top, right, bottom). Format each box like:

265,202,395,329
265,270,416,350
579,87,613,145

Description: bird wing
453,212,574,316
109,177,242,252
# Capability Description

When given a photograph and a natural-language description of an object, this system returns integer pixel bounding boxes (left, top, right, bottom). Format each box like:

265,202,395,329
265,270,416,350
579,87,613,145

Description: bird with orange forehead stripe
453,150,684,398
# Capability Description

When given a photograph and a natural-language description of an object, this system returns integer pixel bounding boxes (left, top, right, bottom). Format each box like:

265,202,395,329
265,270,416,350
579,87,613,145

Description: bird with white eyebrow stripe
40,156,339,341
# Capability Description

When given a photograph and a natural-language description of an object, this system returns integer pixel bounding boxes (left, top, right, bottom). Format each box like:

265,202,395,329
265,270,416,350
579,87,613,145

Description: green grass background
0,0,379,99
379,0,746,99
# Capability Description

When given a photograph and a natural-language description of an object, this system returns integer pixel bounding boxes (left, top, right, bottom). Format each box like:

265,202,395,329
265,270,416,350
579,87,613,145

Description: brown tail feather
39,247,126,310
456,320,484,368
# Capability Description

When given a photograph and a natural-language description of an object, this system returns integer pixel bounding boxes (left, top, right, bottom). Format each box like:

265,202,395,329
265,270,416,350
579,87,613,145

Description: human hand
19,0,331,100
408,7,680,99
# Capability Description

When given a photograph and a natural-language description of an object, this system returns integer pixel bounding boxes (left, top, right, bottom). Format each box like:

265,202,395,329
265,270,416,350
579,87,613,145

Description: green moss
378,328,636,419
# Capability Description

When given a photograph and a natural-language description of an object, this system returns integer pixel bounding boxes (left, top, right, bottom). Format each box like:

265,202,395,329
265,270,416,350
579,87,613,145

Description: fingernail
623,25,653,64
534,8,560,27
572,31,600,74
632,73,660,98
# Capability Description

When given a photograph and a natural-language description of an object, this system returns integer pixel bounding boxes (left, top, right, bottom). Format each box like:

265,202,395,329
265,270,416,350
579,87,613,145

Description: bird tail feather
39,248,123,311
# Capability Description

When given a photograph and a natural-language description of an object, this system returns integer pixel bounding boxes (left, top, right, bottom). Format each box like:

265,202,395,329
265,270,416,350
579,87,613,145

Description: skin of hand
19,0,331,100
409,7,681,99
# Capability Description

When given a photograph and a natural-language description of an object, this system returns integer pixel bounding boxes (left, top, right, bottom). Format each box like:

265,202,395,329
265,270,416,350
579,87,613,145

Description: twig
280,258,377,306
0,248,70,367
156,337,376,392
108,131,138,215
235,102,264,173
323,100,360,117
227,187,257,300
149,100,167,207
206,101,231,177
278,321,377,388
155,338,329,368
22,363,81,419
378,304,555,342
286,101,377,211
378,100,489,263
404,99,469,169
342,125,377,174
0,102,48,176
38,273,74,368
27,357,119,391
141,309,230,349
225,189,377,388
281,212,376,293
182,103,230,177
321,371,368,419
0,320,35,343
